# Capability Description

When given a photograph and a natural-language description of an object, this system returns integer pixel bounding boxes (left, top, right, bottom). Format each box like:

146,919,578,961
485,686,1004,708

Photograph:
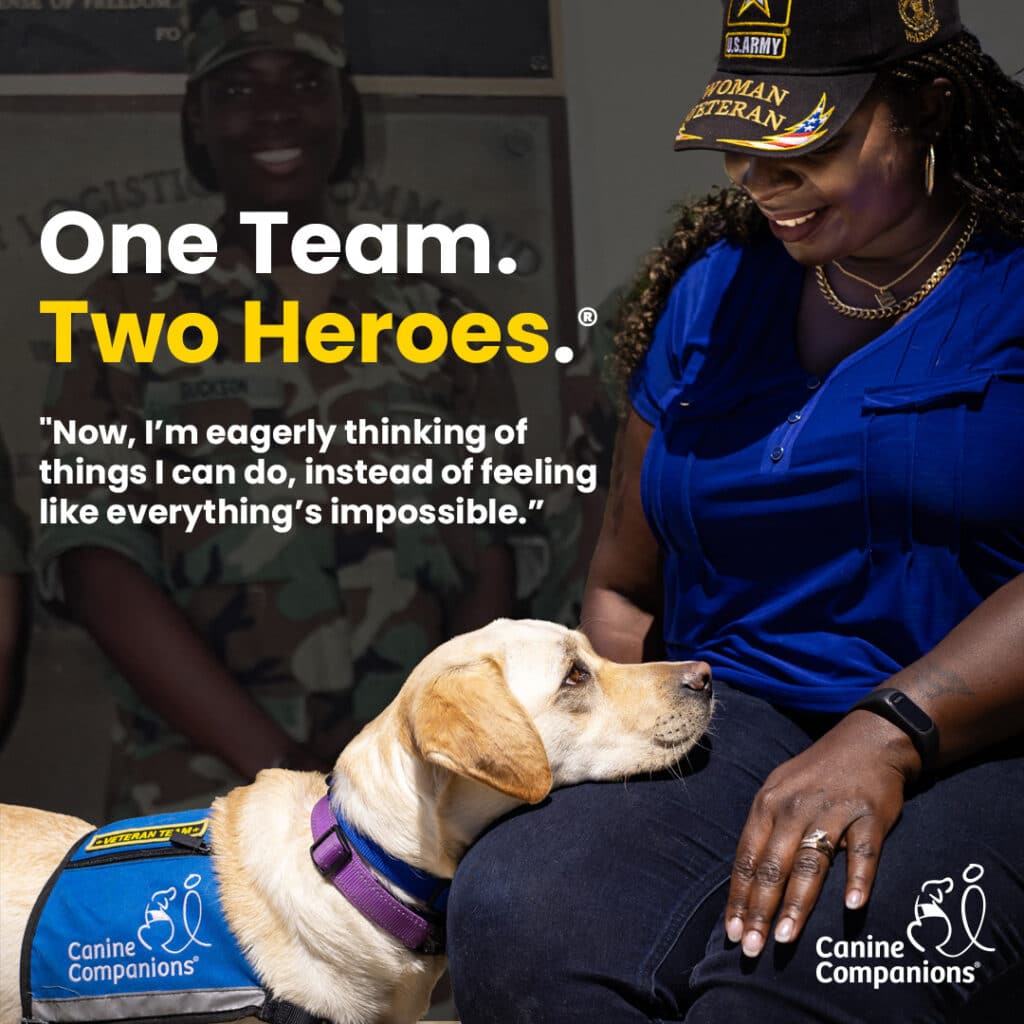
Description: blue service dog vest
22,809,268,1024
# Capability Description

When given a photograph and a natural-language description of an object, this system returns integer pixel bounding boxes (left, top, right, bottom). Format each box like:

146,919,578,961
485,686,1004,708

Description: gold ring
798,828,836,863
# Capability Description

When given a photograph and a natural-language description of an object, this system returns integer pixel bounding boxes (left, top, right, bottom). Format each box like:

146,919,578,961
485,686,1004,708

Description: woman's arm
880,571,1024,763
724,571,1024,958
61,546,322,777
580,411,663,663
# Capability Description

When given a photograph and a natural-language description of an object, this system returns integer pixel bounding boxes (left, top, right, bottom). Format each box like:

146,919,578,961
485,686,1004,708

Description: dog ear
412,657,552,803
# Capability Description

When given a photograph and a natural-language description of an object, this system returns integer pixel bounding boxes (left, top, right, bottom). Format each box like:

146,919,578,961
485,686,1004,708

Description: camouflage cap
183,0,348,82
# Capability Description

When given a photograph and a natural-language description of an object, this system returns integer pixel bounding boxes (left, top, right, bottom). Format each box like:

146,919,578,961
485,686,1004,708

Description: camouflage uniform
37,0,614,815
38,229,519,815
515,314,616,626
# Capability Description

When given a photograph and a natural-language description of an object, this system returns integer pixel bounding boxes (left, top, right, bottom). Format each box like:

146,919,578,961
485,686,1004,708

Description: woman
448,2,1024,1021
38,0,517,815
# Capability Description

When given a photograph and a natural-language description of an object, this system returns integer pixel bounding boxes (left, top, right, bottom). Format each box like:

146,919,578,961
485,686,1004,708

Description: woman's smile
761,206,829,243
725,94,961,273
190,50,346,211
250,147,307,176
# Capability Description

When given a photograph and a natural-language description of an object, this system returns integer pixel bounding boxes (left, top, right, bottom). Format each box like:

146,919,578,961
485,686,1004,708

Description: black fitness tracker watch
848,688,940,782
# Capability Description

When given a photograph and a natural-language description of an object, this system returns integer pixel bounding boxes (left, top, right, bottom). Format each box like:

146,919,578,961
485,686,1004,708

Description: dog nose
681,661,712,693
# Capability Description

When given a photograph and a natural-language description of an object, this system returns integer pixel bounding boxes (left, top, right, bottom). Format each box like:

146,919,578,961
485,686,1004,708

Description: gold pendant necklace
830,207,965,312
815,209,978,321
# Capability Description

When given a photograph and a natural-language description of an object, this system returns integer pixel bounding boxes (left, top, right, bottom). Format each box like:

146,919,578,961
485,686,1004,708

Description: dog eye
562,662,591,687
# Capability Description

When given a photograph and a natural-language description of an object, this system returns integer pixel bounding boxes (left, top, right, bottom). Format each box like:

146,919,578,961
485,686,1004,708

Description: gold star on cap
737,0,772,16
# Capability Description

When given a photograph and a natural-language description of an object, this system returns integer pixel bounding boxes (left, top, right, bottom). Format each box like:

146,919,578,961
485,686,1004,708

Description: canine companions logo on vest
23,810,266,1024
813,863,992,989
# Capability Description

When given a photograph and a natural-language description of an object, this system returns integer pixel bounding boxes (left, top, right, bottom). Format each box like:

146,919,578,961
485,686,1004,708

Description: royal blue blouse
631,233,1024,712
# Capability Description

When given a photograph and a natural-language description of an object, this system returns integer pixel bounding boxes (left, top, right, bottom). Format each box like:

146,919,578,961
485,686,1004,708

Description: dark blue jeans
447,683,1024,1023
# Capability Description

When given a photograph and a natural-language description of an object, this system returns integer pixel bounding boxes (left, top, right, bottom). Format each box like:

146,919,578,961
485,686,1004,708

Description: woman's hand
724,711,921,957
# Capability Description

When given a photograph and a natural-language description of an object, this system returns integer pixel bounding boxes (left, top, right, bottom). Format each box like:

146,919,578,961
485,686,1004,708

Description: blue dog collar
330,805,450,914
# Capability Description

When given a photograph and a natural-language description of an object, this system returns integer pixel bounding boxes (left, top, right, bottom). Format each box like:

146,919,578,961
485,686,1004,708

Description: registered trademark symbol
577,306,598,327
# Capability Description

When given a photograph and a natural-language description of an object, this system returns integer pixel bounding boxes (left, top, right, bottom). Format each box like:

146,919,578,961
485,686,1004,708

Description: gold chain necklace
831,206,964,311
815,210,978,321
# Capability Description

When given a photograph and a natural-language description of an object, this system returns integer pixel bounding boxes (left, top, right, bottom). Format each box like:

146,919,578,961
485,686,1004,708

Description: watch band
848,688,940,782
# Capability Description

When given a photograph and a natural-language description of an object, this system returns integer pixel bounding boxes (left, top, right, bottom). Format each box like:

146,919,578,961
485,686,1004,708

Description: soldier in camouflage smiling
39,0,520,816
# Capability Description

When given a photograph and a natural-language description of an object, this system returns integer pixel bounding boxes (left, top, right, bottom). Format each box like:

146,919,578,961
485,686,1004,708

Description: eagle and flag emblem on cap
673,0,962,156
716,93,835,151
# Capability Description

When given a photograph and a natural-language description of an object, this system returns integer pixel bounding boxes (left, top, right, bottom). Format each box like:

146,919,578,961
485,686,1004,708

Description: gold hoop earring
925,143,936,198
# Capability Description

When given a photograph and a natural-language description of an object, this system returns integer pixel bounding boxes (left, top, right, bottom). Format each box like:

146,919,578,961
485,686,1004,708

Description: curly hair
612,30,1024,390
612,187,767,392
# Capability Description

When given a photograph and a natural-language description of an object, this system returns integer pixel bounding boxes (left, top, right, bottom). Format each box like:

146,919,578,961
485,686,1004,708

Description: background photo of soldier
36,0,525,819
0,429,31,749
511,317,615,628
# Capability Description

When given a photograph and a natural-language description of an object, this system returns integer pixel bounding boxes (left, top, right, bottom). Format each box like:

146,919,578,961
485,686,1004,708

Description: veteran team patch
84,819,209,853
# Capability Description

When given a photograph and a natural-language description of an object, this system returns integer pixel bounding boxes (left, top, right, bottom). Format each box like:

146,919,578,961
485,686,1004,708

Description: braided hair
612,30,1024,390
882,31,1024,237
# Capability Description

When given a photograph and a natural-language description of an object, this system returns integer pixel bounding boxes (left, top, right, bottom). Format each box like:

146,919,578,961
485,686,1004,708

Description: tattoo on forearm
905,663,977,701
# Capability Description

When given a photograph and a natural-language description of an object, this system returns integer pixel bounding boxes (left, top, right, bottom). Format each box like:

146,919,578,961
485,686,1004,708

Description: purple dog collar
309,795,445,955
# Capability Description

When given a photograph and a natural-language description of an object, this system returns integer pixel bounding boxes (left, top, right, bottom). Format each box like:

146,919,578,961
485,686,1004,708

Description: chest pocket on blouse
648,383,754,573
860,371,995,557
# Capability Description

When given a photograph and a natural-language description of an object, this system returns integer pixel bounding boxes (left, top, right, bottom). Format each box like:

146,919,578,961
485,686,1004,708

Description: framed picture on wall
0,90,576,498
0,78,589,826
0,0,562,95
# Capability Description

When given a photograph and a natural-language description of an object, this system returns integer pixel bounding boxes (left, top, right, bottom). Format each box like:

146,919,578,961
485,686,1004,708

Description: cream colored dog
1,619,712,1024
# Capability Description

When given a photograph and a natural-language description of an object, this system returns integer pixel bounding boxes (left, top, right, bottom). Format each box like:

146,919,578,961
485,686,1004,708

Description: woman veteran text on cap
674,0,961,154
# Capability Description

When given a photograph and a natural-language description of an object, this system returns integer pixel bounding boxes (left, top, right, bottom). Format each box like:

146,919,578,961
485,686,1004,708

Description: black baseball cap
674,1,962,156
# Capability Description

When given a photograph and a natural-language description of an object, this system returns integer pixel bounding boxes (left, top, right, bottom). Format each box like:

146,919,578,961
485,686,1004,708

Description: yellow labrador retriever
1,619,711,1024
